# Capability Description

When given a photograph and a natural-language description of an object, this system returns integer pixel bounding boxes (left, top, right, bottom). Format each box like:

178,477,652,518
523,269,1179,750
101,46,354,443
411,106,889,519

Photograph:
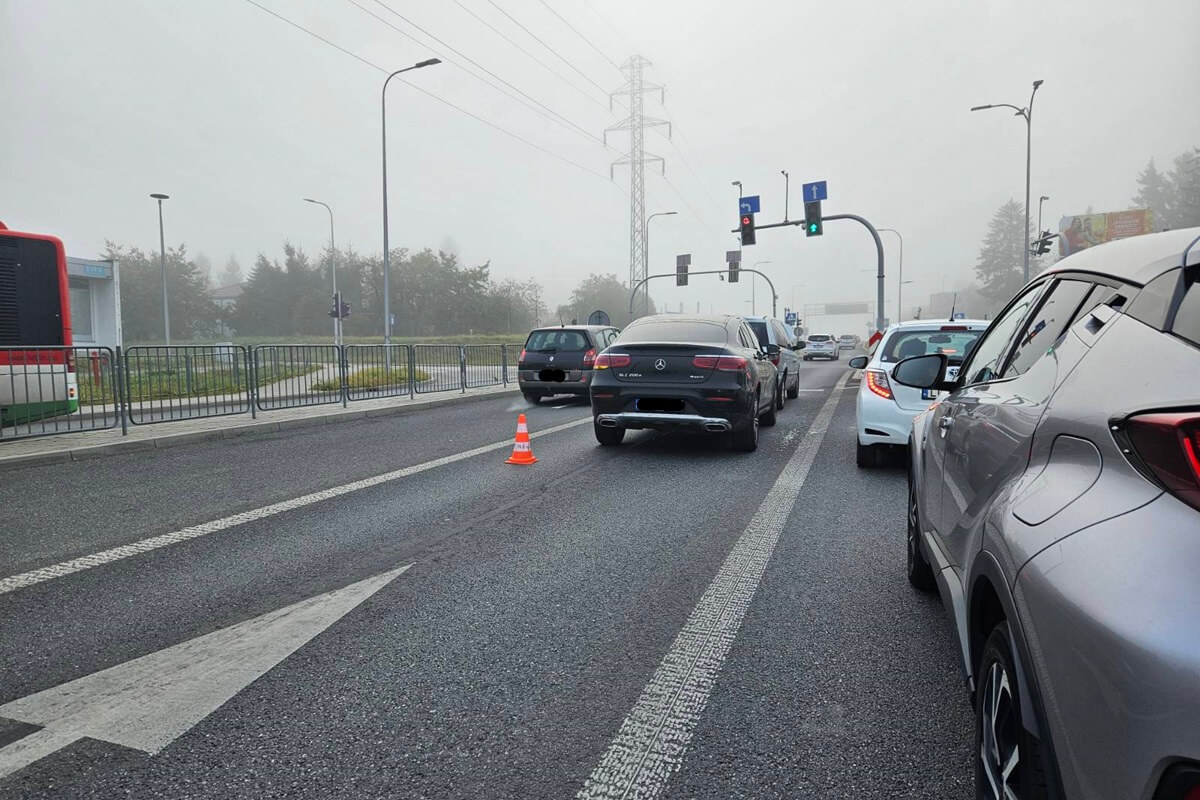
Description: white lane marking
0,564,411,779
0,417,590,596
577,373,851,800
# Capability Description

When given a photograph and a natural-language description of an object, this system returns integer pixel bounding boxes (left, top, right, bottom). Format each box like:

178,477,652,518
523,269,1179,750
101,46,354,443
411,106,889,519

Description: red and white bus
0,220,78,425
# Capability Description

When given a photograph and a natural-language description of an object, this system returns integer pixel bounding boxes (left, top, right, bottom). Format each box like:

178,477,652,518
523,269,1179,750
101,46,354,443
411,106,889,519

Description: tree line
974,145,1199,310
102,241,653,343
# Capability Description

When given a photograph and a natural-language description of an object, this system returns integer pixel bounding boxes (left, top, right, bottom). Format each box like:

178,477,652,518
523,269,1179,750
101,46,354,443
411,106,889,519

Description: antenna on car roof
948,293,958,322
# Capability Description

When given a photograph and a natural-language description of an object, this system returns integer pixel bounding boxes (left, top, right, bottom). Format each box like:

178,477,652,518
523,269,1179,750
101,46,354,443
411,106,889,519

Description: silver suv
896,228,1200,800
744,316,803,409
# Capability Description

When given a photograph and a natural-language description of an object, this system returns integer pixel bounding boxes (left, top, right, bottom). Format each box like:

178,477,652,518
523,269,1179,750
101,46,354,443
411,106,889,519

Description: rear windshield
880,329,984,363
748,321,769,346
839,335,855,340
807,335,831,342
525,329,590,351
618,320,728,344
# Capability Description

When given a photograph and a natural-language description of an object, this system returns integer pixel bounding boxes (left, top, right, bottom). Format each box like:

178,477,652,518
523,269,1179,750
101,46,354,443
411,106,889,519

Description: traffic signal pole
629,268,780,318
741,213,887,332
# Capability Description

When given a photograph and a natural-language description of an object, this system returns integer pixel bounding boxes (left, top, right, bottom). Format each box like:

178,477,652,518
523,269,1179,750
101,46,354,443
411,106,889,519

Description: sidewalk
0,384,520,471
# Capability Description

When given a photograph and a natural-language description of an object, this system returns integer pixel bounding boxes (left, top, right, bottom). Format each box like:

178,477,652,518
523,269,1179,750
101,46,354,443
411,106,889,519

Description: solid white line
577,373,852,800
0,417,590,596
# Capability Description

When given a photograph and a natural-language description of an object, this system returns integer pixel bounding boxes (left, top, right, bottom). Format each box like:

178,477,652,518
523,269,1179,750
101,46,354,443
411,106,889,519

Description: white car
803,333,840,361
847,319,990,467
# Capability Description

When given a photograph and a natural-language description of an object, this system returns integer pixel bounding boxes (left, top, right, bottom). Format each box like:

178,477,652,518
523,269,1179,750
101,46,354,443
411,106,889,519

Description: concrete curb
0,386,520,471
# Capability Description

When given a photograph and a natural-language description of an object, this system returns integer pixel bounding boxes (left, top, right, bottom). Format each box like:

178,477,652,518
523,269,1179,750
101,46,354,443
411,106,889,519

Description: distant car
897,228,1200,800
589,314,778,451
838,334,858,350
846,319,989,467
803,333,839,361
518,325,619,403
744,315,804,408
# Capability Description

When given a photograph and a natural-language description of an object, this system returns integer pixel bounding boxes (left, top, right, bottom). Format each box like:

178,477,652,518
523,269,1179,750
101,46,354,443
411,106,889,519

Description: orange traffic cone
505,413,538,465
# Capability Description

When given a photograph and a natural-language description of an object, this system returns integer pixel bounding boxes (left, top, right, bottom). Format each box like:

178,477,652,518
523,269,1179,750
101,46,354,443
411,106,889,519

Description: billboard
1058,209,1154,257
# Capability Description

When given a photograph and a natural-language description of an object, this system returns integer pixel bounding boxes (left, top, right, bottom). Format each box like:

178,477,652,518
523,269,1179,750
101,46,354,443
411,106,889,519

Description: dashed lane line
577,373,851,800
0,417,591,596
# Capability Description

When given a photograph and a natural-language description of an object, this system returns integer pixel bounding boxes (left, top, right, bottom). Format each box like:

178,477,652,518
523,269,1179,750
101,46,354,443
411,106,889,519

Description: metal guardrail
253,344,343,411
124,345,251,425
344,344,413,401
412,345,465,395
0,341,522,442
0,346,120,440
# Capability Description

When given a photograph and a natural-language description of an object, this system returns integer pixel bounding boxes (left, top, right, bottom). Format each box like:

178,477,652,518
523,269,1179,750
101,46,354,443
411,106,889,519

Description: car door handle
938,417,954,429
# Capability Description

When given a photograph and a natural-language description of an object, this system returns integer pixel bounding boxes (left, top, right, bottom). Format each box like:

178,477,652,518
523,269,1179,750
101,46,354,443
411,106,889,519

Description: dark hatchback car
896,228,1200,800
589,314,778,451
518,325,619,404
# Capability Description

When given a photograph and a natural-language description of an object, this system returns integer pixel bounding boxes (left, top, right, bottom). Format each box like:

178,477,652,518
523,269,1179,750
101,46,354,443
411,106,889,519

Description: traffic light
804,201,823,237
739,213,757,246
728,258,740,283
1034,230,1054,256
329,292,341,318
340,301,351,319
676,262,688,287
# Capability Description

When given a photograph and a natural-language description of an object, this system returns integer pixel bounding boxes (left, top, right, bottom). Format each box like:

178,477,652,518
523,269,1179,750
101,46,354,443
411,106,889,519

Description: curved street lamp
971,79,1044,283
381,57,442,346
150,193,170,346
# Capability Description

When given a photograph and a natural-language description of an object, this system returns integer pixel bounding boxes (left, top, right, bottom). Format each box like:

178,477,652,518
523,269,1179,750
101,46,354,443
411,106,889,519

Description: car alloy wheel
906,474,935,591
980,655,1020,799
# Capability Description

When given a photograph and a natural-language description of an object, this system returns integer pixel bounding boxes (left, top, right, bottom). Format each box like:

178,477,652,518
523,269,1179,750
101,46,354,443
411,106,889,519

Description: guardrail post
338,344,348,408
116,346,129,436
407,345,416,400
459,346,467,393
248,347,258,418
501,344,508,385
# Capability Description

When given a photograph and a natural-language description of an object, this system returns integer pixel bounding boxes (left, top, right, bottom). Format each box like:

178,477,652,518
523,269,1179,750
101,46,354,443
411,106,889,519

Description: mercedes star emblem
654,359,667,371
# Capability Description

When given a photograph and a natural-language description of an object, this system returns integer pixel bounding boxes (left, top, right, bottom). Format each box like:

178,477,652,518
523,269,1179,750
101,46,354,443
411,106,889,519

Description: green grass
310,366,431,392
77,363,320,403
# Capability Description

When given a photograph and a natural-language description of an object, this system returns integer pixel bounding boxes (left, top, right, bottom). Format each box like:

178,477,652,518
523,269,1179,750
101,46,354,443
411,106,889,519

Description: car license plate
922,389,939,400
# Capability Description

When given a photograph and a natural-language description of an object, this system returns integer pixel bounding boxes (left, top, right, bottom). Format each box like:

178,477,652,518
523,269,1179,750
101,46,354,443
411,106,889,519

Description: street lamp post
150,193,170,346
877,228,904,323
381,57,442,347
780,170,790,221
971,79,1044,283
304,198,339,347
731,180,743,253
751,260,772,315
1038,195,1050,236
643,211,677,316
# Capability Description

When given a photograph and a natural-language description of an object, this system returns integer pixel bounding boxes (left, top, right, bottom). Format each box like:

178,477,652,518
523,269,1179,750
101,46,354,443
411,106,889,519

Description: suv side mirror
765,343,781,357
892,354,950,390
793,341,805,350
847,355,868,369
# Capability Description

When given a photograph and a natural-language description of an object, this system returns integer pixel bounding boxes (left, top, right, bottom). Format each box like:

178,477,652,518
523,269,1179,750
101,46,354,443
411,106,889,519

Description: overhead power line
242,0,612,182
483,0,618,102
364,0,605,147
535,0,622,72
450,0,612,112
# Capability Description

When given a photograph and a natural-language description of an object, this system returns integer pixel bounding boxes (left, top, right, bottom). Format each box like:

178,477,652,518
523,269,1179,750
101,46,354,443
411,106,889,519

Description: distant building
67,256,122,350
208,282,244,337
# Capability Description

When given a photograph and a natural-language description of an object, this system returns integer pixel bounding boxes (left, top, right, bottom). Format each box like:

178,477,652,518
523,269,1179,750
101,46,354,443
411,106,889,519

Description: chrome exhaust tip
597,417,618,428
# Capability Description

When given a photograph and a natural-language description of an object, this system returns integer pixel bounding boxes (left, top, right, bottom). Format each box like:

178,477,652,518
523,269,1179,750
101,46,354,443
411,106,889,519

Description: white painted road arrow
0,564,412,780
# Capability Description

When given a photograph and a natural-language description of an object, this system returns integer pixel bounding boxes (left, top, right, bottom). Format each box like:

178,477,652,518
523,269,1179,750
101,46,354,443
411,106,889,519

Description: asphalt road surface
0,359,973,799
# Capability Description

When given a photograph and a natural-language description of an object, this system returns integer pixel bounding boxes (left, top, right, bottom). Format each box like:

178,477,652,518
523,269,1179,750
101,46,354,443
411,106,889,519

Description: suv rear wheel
786,374,800,399
856,439,881,468
730,405,759,452
976,622,1050,800
906,471,936,591
523,391,541,405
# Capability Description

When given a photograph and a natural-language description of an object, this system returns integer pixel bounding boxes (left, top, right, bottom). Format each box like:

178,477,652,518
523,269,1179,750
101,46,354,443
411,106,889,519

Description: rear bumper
596,412,732,433
806,348,838,359
855,388,919,445
519,370,590,395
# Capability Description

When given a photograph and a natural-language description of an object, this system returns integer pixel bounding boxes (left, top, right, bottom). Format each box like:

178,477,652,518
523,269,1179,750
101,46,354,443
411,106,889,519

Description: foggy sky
3,0,1197,325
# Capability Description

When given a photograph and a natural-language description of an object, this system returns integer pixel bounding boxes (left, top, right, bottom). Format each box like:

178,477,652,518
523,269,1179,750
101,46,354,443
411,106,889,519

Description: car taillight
1124,412,1200,511
583,348,596,367
864,369,893,400
769,352,780,366
518,348,526,364
692,355,748,371
594,353,631,369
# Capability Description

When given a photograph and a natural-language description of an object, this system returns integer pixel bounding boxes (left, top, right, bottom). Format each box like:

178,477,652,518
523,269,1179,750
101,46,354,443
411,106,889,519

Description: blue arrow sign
738,195,760,214
802,181,827,202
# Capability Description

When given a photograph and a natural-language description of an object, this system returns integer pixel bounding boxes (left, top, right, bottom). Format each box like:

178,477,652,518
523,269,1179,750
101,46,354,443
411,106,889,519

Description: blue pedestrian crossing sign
738,195,761,214
785,311,798,325
802,181,827,202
